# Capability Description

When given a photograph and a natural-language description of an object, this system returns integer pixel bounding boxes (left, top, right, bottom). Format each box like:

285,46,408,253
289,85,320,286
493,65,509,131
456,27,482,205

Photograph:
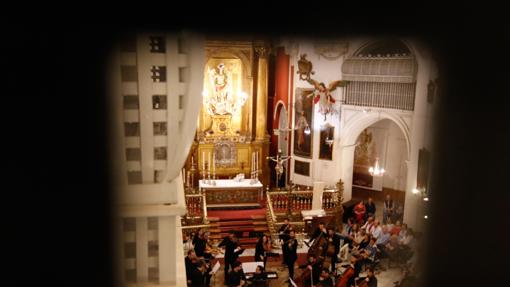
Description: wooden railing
322,190,340,211
265,183,345,244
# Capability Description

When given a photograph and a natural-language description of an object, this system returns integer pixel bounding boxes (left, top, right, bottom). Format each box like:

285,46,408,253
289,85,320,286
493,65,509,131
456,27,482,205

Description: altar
199,179,264,209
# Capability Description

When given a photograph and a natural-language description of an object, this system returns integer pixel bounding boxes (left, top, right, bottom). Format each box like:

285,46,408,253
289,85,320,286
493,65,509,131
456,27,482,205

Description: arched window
356,39,411,57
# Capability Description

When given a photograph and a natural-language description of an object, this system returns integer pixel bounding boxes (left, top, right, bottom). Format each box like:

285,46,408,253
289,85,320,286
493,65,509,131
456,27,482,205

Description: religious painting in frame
293,88,314,158
319,124,334,160
294,160,310,176
352,128,374,188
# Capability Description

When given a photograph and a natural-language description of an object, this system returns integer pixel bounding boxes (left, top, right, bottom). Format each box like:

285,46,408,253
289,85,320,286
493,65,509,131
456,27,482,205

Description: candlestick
213,153,215,177
202,152,205,171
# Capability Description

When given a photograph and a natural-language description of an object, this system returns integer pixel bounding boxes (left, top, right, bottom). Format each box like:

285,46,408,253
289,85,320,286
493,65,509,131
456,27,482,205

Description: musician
282,230,298,281
336,256,355,287
306,222,327,247
355,267,377,287
326,227,342,273
317,268,334,287
254,234,271,267
193,229,207,257
219,230,243,284
194,230,215,262
183,232,194,255
250,265,267,287
227,261,246,287
278,218,292,242
190,259,208,287
185,249,198,285
299,254,322,286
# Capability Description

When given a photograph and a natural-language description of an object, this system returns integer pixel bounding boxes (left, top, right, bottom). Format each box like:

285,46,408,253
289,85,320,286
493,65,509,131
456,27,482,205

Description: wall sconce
412,187,429,201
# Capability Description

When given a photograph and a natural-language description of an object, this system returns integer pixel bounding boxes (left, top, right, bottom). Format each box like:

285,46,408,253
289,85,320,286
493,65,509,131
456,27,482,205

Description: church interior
110,32,438,287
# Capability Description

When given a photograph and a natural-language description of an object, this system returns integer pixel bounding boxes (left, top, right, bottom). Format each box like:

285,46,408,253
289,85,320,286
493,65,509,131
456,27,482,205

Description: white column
110,48,128,186
136,35,155,183
403,59,431,232
312,181,325,210
135,217,149,282
158,216,177,285
116,217,125,286
340,145,356,202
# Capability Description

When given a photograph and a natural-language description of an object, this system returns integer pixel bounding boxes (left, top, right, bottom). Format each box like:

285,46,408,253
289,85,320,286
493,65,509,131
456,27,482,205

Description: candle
208,152,211,173
202,152,205,171
213,153,215,174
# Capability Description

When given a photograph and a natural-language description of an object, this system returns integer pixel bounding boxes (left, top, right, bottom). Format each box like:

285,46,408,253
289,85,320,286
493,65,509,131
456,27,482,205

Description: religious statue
204,63,247,116
303,78,348,120
207,63,232,115
267,149,292,183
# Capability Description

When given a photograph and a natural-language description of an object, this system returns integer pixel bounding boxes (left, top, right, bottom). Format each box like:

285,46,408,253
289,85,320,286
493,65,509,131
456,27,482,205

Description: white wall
290,40,346,188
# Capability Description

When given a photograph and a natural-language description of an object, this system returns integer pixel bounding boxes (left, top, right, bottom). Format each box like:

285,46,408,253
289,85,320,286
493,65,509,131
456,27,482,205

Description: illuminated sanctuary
109,33,437,286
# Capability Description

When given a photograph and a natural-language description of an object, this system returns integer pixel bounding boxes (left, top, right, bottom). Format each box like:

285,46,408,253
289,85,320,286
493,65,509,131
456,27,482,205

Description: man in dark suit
218,230,244,284
326,227,342,273
299,254,322,286
282,230,298,281
227,261,246,287
190,259,207,287
317,268,334,287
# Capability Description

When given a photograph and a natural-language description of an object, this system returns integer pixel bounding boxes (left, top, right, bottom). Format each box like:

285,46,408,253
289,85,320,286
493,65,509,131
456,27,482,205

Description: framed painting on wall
294,160,310,176
319,124,334,160
293,88,314,158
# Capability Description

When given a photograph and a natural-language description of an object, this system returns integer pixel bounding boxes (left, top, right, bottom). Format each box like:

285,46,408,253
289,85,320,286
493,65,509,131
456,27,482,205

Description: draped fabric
164,32,205,183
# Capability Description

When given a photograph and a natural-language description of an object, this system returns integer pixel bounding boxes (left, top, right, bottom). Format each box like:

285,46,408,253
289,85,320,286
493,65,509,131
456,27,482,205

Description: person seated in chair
356,267,378,287
317,267,334,287
298,254,322,285
250,265,267,287
190,259,208,287
227,261,246,287
359,237,379,270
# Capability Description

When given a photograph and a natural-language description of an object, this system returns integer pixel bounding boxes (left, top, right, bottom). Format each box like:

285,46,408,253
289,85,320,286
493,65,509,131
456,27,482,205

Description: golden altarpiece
184,39,271,194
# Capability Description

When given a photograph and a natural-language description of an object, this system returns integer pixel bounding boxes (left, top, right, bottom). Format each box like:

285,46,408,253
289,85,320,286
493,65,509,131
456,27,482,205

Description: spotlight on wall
413,187,428,199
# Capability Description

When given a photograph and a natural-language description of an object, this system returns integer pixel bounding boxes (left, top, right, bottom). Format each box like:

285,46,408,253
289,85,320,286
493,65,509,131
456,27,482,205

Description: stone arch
341,111,411,159
339,110,411,203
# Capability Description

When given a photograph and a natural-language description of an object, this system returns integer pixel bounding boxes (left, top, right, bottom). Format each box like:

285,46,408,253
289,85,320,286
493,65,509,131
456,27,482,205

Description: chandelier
368,157,385,176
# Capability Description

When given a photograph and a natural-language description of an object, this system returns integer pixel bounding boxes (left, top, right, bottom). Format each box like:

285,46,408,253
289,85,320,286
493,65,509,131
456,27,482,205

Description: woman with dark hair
254,234,271,267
